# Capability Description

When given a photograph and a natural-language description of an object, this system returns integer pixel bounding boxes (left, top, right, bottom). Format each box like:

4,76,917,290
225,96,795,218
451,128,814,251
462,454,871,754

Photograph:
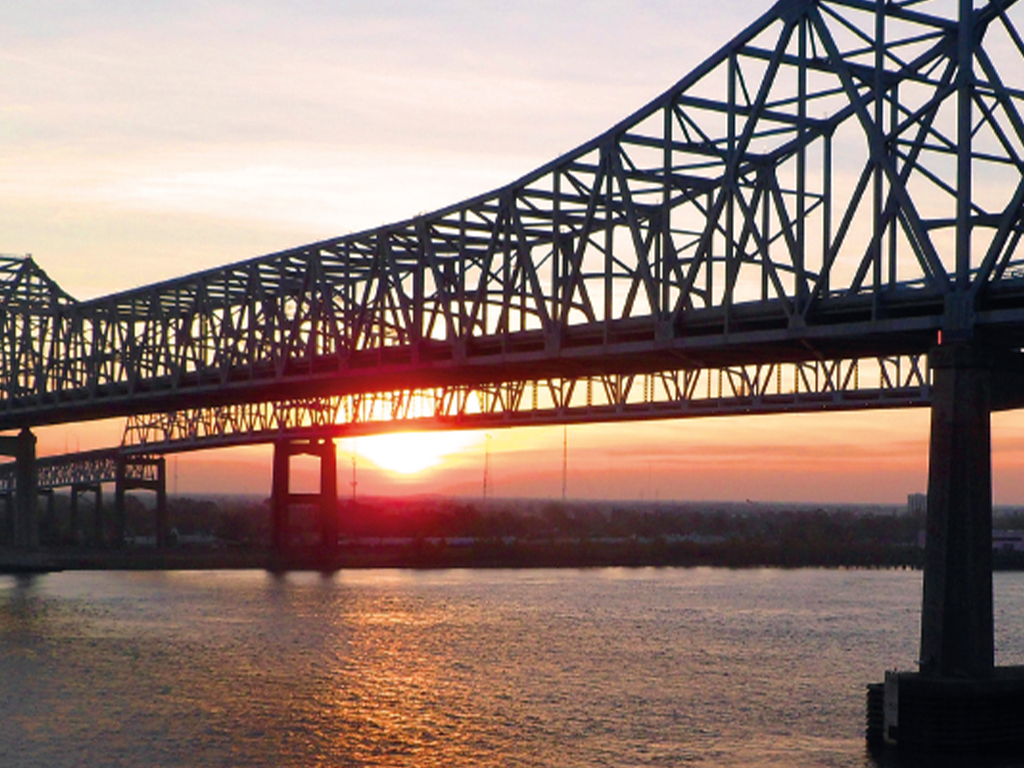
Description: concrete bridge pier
271,438,338,567
920,341,994,679
870,342,1024,751
115,456,168,548
37,488,55,545
0,429,38,549
70,481,103,546
1,491,11,544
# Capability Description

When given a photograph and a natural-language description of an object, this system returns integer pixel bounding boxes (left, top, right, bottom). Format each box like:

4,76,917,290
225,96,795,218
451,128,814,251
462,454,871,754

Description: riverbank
1,537,928,573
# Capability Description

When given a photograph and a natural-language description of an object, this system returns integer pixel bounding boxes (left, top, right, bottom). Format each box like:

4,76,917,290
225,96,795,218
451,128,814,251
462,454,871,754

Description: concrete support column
114,458,127,548
2,491,11,544
271,440,290,556
11,429,37,549
73,483,103,546
94,485,105,545
271,438,338,562
70,485,80,544
920,342,994,678
39,489,55,545
320,441,338,554
155,459,168,549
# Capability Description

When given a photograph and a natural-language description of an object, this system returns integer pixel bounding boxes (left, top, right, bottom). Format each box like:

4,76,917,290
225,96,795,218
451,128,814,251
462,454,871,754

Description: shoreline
8,540,1024,573
0,540,934,573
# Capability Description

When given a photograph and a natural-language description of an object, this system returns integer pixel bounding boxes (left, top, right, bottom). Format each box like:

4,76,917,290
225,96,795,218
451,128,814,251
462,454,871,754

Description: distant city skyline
8,1,1024,504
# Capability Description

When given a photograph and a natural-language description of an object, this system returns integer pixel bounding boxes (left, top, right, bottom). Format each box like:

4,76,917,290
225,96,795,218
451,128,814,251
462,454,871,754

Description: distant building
907,493,927,519
993,530,1024,553
909,493,1024,554
915,526,1024,553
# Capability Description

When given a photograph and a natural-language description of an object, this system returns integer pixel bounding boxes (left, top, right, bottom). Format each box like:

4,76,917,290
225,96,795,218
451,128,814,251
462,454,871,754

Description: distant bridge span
118,355,932,453
7,0,1024,738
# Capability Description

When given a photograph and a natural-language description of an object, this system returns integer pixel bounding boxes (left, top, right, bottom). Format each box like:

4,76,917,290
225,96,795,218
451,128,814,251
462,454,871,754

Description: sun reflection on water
8,569,1024,767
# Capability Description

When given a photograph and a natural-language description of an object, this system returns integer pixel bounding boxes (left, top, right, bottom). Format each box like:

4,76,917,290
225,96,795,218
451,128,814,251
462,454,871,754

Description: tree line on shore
104,494,927,567
21,492,1024,569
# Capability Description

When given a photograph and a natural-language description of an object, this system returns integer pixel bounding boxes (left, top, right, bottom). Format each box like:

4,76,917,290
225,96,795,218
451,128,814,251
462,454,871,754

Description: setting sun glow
350,432,483,475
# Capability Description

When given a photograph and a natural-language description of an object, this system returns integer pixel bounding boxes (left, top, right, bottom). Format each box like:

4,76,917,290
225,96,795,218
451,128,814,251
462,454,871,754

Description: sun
351,431,482,475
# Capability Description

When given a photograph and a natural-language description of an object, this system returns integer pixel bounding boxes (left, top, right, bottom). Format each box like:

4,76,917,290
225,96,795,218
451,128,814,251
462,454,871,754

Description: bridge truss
121,354,931,452
0,449,161,493
2,0,1024,436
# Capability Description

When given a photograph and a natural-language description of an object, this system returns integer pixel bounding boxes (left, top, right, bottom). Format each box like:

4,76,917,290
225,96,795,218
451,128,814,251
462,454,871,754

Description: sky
6,0,1024,505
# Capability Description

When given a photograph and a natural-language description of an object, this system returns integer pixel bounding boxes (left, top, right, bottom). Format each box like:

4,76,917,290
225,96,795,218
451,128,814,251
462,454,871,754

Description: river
2,567,1024,767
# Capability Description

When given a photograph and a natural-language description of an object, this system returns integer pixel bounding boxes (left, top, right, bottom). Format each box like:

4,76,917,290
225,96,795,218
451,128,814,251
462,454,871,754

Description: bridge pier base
115,456,168,548
270,438,338,569
869,342,1024,751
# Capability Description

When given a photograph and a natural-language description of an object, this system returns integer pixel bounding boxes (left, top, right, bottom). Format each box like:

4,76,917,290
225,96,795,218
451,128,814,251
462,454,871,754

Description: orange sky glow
31,407,1024,505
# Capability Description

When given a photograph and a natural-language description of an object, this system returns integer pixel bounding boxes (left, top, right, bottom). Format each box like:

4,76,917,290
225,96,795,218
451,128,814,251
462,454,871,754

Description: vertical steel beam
822,132,832,297
871,0,885,317
661,106,672,328
796,15,807,312
956,0,974,294
725,52,737,330
603,147,614,338
888,83,899,289
552,170,563,329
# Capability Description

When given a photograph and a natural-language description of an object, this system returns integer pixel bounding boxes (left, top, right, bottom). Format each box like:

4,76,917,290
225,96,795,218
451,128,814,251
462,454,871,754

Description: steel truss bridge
5,0,1024,717
0,445,167,549
0,449,159,492
119,355,931,451
3,0,1024,434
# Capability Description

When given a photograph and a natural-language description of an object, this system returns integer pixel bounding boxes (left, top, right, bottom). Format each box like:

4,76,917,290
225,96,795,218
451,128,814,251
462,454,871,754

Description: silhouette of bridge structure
5,0,1024,749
